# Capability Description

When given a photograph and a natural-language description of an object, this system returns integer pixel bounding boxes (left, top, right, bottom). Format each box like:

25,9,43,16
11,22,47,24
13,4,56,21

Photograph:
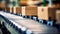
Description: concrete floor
0,11,60,34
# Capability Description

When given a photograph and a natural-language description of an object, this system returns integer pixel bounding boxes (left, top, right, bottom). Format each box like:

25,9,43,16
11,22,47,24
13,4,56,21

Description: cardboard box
5,7,13,13
0,1,6,9
38,7,56,20
11,7,22,14
56,10,60,24
21,0,28,6
22,6,37,16
11,7,16,14
16,7,22,14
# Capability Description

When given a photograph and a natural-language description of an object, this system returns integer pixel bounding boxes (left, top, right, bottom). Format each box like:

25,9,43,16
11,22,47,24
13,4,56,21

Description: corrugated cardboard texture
25,6,37,16
16,7,22,14
38,7,56,20
38,7,49,20
22,6,37,16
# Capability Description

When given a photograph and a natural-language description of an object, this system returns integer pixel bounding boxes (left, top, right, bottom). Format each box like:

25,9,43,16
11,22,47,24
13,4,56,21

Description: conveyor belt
0,29,2,34
0,11,59,34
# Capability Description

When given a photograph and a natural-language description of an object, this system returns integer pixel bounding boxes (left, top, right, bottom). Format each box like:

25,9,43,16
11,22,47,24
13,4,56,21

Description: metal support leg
47,21,53,26
39,19,43,23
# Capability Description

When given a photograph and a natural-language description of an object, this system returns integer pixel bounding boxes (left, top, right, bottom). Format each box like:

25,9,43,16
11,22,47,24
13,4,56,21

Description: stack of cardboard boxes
0,0,60,25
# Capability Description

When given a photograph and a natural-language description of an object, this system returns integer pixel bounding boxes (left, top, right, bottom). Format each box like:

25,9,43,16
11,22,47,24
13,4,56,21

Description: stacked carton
5,7,22,14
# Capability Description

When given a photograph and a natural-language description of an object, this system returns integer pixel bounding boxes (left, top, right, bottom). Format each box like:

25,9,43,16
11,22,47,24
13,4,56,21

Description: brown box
0,1,6,9
16,7,22,14
21,0,28,6
22,6,37,16
38,7,56,20
7,7,22,14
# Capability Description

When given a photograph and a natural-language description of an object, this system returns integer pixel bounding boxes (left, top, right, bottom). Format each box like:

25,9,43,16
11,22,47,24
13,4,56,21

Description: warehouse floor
0,11,60,34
